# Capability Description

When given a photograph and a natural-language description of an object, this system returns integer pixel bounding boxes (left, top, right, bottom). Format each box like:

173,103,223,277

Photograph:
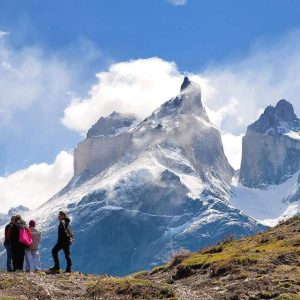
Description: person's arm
4,225,8,239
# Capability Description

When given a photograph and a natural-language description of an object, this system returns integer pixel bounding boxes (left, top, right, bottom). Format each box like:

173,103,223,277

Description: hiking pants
52,242,72,270
24,249,41,271
4,244,13,272
12,245,25,271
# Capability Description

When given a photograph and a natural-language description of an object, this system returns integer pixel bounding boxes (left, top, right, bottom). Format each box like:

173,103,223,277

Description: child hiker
24,220,41,272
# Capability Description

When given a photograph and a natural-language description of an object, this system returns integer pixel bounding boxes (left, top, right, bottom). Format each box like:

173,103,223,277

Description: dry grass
180,216,300,272
168,249,191,267
87,276,175,299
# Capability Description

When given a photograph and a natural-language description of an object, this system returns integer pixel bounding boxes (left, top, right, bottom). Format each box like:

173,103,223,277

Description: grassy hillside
1,215,300,299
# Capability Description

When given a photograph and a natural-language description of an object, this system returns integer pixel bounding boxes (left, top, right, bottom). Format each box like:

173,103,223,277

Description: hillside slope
1,216,300,299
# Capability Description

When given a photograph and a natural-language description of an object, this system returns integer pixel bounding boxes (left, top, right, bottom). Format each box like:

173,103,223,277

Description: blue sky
1,0,300,71
1,0,300,212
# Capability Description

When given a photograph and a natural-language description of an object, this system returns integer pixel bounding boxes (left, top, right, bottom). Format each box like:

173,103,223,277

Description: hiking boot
64,268,72,273
48,266,61,273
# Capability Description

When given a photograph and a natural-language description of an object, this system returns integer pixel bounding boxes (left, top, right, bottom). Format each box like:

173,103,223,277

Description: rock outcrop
74,112,137,177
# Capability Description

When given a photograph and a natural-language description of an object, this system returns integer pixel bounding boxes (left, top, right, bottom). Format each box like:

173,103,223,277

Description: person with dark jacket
10,215,27,271
49,210,73,273
4,216,15,272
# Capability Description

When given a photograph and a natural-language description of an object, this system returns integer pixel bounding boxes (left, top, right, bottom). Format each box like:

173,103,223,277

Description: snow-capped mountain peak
240,99,300,189
147,76,208,124
250,99,300,135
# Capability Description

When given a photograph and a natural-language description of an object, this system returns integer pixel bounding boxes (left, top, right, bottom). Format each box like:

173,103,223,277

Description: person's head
58,210,67,221
29,220,36,227
10,216,15,224
14,215,21,224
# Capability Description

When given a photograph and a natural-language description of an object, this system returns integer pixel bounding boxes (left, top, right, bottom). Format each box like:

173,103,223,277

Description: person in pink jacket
24,220,41,272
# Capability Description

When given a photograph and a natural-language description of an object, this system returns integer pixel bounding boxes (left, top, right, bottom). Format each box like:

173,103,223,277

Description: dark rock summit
180,76,192,91
275,99,297,121
250,99,298,134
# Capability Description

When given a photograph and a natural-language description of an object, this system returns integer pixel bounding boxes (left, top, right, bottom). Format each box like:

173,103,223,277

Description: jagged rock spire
180,76,192,92
249,99,298,134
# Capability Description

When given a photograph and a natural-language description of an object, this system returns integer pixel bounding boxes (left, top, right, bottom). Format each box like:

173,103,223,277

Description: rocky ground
1,216,300,299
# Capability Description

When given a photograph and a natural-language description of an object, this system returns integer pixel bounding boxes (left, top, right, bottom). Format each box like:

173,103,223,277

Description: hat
29,220,36,227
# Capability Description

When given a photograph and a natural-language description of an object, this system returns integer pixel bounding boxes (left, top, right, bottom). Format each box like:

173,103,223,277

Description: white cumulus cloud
62,57,184,132
0,151,73,214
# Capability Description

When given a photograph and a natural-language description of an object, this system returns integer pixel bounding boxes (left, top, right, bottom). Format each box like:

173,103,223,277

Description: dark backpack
64,223,74,245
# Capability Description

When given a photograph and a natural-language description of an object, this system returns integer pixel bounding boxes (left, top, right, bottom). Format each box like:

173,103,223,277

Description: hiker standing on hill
10,215,28,271
49,210,74,273
24,220,41,272
3,216,15,272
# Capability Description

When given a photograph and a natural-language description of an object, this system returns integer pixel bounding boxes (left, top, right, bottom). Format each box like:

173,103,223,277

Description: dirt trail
0,271,92,299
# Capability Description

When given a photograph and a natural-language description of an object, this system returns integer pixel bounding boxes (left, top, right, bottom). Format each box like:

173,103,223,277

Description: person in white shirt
24,220,41,272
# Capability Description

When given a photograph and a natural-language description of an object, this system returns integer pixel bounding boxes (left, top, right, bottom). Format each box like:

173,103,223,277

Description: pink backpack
19,227,33,247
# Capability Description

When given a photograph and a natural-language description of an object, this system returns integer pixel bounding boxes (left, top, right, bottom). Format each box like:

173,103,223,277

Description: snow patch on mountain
231,171,300,226
285,130,300,141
